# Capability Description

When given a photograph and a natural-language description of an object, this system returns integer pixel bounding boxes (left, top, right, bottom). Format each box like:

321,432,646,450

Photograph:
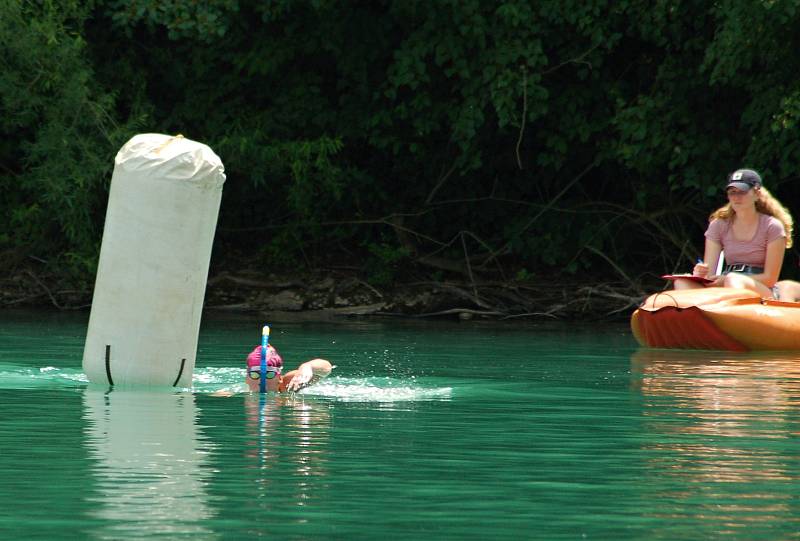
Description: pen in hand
694,257,715,281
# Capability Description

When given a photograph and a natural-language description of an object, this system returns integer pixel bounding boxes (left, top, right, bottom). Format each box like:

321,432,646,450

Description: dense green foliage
1,0,142,280
3,0,800,287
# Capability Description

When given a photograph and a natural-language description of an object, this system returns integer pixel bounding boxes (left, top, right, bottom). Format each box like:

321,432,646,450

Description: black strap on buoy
105,344,114,385
172,358,186,387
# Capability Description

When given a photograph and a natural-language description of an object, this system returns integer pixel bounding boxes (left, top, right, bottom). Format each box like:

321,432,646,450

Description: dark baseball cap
725,169,762,191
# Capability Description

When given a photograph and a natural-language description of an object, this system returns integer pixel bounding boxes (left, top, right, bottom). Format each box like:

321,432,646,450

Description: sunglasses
248,367,279,380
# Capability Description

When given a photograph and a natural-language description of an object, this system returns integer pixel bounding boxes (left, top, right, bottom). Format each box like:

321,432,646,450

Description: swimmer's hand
286,365,313,391
285,359,333,392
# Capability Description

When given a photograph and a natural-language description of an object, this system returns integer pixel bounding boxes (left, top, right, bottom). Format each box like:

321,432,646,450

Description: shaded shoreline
1,264,653,322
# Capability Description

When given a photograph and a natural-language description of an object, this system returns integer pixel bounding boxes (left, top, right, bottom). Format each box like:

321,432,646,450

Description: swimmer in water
245,344,333,393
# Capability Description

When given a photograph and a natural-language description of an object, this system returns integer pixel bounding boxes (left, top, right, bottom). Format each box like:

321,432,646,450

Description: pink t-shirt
704,214,786,266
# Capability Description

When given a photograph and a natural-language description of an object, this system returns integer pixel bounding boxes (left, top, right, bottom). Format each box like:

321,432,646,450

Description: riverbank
206,268,651,321
1,259,653,321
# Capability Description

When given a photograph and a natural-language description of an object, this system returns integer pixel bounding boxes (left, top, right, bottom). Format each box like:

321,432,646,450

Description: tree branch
482,158,599,266
425,161,459,204
516,66,528,170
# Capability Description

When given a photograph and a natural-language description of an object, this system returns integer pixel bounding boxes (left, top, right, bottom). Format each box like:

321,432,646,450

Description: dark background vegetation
3,0,800,314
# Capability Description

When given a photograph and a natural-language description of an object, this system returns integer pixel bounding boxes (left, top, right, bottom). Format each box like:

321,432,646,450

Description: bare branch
461,233,478,299
583,245,642,294
516,66,527,170
425,161,459,204
540,42,601,76
482,158,599,266
409,308,505,318
25,270,63,310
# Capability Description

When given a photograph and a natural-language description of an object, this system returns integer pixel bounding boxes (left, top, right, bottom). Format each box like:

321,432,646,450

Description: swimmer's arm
285,358,333,391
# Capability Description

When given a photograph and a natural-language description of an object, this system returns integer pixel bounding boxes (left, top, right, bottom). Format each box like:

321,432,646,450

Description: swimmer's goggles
248,366,280,380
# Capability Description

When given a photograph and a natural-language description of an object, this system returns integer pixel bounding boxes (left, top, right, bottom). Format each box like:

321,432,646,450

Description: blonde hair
710,186,794,248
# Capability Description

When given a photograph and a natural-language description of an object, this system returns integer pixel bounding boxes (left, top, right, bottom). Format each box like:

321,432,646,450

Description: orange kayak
631,287,800,351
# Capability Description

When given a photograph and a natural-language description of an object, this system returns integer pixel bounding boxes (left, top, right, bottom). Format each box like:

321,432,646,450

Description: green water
2,310,800,539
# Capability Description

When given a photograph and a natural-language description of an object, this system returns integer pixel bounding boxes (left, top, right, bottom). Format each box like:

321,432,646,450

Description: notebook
661,274,715,285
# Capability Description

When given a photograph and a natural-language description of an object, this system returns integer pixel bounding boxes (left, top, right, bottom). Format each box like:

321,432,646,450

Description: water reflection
243,394,332,513
631,349,800,534
82,388,216,540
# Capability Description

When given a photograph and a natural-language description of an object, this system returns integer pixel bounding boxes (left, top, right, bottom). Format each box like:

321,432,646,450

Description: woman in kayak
245,344,333,393
674,169,793,298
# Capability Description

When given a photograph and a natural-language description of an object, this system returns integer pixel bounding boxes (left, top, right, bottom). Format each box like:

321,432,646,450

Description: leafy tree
0,0,138,281
5,0,800,293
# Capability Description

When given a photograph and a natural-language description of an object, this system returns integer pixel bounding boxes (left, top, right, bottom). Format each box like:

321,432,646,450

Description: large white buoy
82,134,225,386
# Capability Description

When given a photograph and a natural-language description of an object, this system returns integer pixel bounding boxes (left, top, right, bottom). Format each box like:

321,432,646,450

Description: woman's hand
692,262,709,277
286,364,314,391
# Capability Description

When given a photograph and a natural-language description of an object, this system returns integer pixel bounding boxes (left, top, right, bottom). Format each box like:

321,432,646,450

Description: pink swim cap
246,345,283,368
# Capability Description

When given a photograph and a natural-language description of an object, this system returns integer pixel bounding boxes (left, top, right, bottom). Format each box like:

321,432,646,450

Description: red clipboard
661,274,715,285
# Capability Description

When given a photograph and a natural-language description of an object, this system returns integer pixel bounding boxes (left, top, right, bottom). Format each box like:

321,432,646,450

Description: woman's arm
751,237,786,288
284,359,333,391
699,239,723,278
